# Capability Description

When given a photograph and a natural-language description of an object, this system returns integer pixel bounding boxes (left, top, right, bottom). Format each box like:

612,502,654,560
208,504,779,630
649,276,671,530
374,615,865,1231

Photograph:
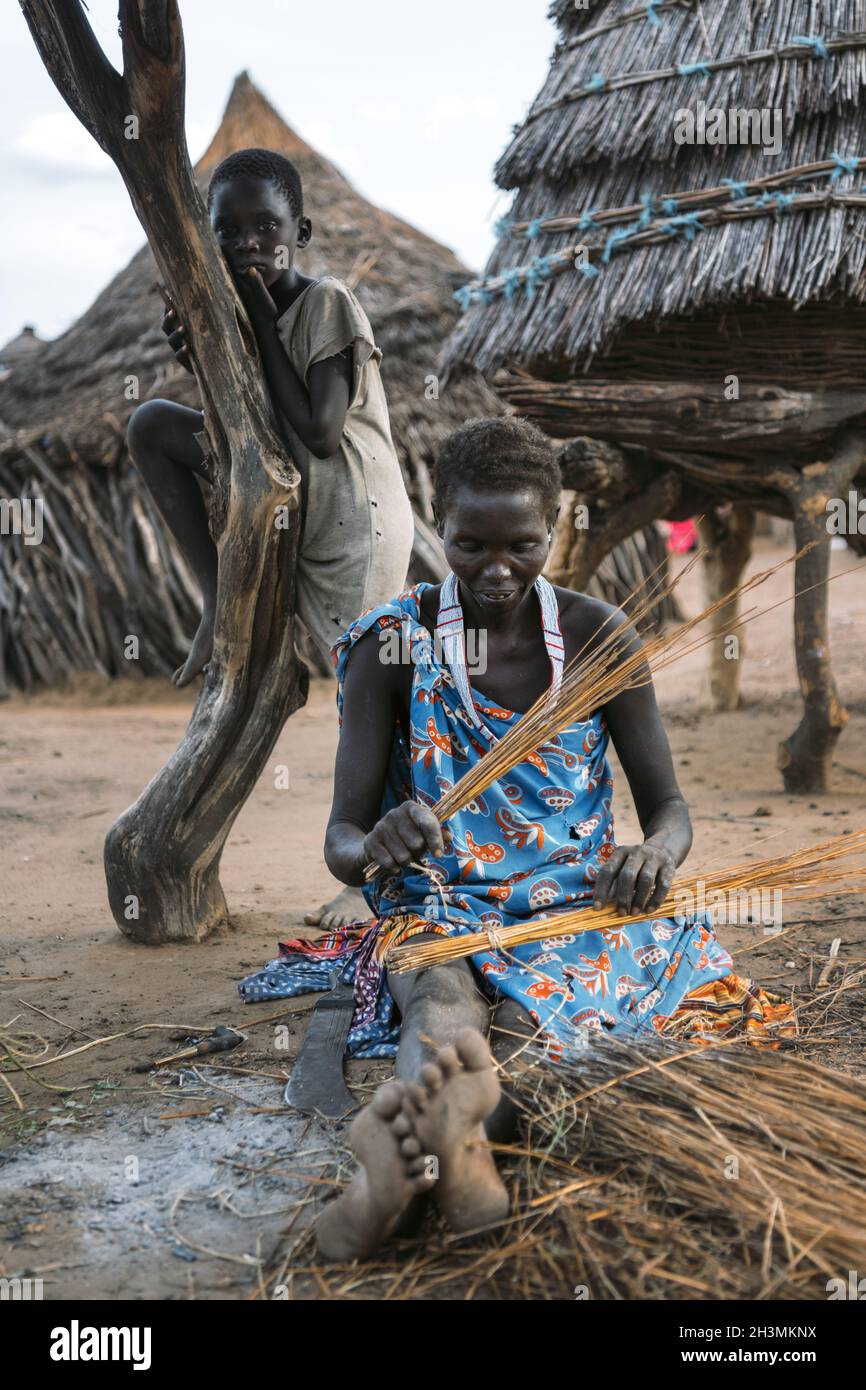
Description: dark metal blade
284,980,357,1119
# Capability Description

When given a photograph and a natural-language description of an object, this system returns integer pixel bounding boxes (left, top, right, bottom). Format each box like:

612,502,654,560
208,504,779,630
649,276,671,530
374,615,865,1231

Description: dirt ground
1,537,865,1299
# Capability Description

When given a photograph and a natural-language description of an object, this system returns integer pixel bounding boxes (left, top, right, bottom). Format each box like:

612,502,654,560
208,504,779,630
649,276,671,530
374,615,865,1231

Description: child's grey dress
197,275,414,659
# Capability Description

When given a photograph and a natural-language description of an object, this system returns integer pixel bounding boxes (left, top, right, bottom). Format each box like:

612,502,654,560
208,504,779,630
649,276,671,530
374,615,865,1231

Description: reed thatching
442,1,866,388
262,1020,866,1300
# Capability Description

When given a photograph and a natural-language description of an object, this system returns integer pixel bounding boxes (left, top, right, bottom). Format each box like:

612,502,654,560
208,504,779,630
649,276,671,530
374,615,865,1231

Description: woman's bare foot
402,1028,509,1234
316,1080,436,1261
173,607,215,687
304,885,369,930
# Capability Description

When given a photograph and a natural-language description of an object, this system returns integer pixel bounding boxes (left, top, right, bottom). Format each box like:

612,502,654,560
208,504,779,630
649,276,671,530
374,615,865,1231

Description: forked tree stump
22,0,307,942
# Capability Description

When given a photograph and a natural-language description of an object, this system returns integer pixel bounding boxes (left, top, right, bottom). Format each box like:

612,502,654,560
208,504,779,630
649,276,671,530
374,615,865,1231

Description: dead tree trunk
695,506,756,712
22,0,307,942
771,431,866,793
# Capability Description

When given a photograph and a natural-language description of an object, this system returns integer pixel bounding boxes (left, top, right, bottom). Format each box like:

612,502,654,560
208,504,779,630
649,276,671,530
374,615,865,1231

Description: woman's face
438,483,553,617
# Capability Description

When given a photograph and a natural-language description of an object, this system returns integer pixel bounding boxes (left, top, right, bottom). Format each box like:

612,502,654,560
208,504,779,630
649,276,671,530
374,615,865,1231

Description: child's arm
573,606,692,916
234,268,352,458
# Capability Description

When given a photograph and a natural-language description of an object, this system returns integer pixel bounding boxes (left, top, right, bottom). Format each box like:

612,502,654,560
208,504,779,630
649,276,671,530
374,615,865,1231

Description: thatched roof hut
441,1,866,794
443,0,866,459
0,71,501,516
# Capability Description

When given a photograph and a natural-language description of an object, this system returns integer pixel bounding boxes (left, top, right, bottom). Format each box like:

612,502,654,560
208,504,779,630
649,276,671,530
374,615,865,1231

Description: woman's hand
592,840,676,916
161,307,194,374
362,802,445,876
233,265,279,328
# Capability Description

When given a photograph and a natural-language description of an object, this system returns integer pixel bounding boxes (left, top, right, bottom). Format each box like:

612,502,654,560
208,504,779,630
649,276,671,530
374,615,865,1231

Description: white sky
1,0,554,346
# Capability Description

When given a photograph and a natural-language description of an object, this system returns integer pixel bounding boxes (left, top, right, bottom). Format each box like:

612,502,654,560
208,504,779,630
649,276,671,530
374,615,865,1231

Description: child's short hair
206,147,304,219
433,417,561,524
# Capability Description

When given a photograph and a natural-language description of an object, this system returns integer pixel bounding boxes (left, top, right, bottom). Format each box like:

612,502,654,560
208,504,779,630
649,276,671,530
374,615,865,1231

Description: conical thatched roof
442,1,866,383
0,71,500,510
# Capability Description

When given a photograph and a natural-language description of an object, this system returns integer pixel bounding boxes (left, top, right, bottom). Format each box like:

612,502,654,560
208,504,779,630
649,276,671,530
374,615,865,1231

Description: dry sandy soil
1,538,864,1299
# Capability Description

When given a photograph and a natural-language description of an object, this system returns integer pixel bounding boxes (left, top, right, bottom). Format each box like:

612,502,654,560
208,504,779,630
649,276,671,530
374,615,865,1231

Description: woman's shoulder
552,585,633,650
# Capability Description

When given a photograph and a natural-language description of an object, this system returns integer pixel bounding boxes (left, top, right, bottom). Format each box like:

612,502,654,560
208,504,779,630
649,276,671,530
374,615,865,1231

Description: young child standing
127,146,414,925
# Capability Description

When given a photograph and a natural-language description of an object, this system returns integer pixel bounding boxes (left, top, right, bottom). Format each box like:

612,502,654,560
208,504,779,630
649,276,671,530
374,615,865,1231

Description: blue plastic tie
524,256,555,298
494,216,511,238
645,0,664,28
660,211,704,240
576,259,601,280
602,225,636,263
830,152,860,184
525,217,544,239
755,191,794,212
578,208,599,233
503,268,524,300
791,35,829,59
677,62,713,77
661,197,679,215
586,72,607,93
638,196,655,227
721,178,749,199
453,284,475,311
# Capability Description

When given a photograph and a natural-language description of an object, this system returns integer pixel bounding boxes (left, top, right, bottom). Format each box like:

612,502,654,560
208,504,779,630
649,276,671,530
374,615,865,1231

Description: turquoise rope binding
791,35,829,59
721,178,749,199
830,152,860,183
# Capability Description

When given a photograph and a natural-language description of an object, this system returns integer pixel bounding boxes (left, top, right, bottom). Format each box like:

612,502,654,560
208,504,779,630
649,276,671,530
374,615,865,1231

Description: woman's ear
548,505,560,542
432,503,444,538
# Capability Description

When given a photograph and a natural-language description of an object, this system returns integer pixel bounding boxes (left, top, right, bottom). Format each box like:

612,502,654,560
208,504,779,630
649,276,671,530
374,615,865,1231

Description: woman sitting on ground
240,416,795,1260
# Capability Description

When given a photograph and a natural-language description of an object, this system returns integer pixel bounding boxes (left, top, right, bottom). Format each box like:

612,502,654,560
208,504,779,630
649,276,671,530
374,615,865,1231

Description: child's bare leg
127,399,218,686
389,947,509,1233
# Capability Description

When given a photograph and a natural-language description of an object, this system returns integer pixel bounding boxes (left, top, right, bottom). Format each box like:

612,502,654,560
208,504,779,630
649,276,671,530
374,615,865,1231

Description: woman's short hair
433,416,561,524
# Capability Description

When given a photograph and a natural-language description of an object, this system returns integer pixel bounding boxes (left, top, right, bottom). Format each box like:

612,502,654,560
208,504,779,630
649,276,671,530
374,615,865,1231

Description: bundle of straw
263,1030,866,1300
388,828,866,972
364,544,832,884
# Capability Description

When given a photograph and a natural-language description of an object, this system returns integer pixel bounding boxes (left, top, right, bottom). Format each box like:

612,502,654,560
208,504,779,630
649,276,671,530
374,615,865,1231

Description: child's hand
592,841,676,916
232,265,279,327
161,307,194,374
362,803,445,876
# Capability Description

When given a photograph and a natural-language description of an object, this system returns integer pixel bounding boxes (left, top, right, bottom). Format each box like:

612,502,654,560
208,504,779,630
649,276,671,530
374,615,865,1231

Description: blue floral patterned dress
238,577,742,1059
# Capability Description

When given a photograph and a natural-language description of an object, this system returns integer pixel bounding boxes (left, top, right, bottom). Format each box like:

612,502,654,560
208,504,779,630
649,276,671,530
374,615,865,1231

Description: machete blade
284,976,358,1119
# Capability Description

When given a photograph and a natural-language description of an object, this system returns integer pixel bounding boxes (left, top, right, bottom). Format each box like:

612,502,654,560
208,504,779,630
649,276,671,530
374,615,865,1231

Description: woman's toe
420,1061,444,1092
435,1045,460,1078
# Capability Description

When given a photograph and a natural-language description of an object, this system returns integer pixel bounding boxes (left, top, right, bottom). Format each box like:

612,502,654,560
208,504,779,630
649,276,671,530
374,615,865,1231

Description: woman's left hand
233,265,278,326
592,840,676,916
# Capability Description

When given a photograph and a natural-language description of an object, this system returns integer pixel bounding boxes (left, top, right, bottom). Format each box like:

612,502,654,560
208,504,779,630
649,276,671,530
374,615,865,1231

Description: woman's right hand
362,802,445,875
161,307,194,374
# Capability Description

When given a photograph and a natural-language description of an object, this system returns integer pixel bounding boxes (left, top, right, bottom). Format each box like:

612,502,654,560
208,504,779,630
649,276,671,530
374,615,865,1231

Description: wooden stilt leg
696,507,756,712
775,433,866,792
